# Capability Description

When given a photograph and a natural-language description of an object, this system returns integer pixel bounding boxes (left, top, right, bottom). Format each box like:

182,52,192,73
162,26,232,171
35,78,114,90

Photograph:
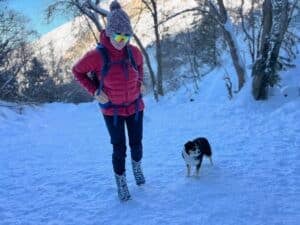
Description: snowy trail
1,96,299,225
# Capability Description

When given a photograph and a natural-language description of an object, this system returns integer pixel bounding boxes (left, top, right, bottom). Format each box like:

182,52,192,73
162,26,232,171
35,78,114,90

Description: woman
72,0,145,201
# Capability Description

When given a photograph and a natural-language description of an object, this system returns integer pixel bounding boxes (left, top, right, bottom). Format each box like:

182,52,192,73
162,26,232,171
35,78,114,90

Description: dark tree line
0,0,34,102
0,0,91,104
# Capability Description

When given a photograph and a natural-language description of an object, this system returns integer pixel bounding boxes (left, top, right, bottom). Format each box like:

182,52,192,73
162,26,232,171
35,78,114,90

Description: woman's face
110,33,131,50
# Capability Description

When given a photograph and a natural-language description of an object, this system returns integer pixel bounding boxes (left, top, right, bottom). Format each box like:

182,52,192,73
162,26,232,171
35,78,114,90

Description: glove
94,89,109,104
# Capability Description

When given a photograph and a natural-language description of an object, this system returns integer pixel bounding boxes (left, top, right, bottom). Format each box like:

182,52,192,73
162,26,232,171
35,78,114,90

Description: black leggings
103,111,143,175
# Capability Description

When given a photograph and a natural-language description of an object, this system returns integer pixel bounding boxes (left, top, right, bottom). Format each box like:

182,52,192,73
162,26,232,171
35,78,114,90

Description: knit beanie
106,1,133,37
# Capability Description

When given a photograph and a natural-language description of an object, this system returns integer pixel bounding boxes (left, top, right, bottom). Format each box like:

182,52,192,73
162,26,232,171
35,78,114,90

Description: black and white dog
182,137,213,177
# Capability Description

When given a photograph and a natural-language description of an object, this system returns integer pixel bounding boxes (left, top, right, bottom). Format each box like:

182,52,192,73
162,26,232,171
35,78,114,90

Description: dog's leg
195,157,203,176
196,164,201,176
209,156,213,165
186,164,191,177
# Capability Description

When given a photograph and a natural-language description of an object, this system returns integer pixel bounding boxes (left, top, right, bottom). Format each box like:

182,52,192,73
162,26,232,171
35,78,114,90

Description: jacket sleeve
72,50,100,96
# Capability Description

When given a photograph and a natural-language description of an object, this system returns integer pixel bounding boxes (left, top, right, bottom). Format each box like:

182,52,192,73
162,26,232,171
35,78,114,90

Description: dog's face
184,141,202,157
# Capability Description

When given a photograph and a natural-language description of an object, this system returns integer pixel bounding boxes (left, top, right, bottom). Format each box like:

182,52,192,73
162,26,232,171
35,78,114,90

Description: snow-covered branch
86,0,109,16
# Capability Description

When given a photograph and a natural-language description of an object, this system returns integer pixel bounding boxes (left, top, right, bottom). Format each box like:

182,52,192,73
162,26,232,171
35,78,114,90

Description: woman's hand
94,89,109,104
140,83,145,95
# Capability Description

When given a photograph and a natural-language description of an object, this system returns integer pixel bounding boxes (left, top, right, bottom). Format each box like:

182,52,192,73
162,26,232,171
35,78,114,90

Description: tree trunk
208,0,246,91
152,0,164,96
252,0,289,100
221,26,246,90
133,34,159,101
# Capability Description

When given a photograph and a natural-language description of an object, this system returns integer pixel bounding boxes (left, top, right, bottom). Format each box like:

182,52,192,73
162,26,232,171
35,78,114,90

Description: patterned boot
114,173,131,201
132,160,145,186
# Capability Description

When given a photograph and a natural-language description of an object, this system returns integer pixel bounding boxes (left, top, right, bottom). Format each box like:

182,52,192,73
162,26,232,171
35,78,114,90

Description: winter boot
132,160,145,185
114,173,131,201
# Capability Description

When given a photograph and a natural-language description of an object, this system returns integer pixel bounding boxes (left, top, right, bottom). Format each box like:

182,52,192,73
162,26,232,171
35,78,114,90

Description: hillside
32,0,199,60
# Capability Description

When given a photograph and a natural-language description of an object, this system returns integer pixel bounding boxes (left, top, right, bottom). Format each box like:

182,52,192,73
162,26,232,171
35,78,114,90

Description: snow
1,62,300,225
30,0,257,62
1,1,300,224
31,0,199,59
33,17,87,59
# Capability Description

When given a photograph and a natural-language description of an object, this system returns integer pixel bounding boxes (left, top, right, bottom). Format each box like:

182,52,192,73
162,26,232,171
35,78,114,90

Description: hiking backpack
91,43,142,125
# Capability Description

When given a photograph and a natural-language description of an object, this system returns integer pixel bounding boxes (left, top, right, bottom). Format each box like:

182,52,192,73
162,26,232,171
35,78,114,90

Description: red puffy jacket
72,30,145,116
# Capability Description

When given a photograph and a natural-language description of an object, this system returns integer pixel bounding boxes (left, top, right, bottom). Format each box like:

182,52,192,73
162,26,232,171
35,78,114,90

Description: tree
191,4,220,67
238,0,264,63
0,1,36,102
0,69,18,101
140,0,163,96
0,4,35,66
160,0,246,91
45,0,106,37
163,0,298,99
252,0,291,100
22,57,56,103
206,0,246,91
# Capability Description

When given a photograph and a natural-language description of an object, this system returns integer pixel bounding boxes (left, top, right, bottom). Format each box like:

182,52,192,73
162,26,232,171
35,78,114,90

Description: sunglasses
113,33,131,43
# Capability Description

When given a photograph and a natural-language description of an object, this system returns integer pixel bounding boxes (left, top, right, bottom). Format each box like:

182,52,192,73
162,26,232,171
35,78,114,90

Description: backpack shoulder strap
126,45,138,71
96,43,110,77
95,44,139,91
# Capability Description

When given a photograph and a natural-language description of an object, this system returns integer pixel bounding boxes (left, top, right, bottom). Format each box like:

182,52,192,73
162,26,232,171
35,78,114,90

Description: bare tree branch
86,0,109,16
239,0,254,42
141,0,154,16
217,0,228,22
158,7,207,26
82,14,99,43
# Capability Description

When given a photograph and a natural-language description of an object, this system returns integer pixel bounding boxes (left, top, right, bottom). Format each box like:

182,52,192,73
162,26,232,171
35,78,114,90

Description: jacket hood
100,30,126,57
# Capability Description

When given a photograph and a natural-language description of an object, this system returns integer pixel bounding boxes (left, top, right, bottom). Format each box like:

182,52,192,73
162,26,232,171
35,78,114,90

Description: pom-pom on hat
106,1,133,37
